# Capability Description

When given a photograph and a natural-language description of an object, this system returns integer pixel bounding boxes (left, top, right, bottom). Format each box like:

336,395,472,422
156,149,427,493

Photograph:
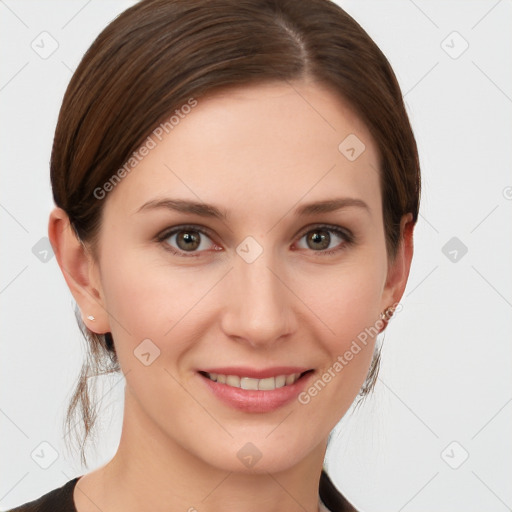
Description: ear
379,213,415,326
48,207,110,334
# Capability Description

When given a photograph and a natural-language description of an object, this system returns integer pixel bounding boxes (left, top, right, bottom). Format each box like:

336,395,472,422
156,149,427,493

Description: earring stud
87,315,95,321
380,306,395,321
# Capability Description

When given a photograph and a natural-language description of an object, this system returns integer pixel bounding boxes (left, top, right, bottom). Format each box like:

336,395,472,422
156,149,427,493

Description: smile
197,366,315,412
201,371,310,390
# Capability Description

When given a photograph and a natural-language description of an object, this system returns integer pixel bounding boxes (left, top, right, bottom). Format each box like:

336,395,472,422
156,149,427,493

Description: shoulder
4,477,81,512
320,469,359,512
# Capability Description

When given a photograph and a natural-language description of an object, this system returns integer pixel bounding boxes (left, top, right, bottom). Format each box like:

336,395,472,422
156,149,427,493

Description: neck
76,384,329,512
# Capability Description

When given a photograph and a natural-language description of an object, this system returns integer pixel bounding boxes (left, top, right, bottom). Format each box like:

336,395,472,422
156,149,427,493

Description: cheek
295,255,385,398
98,249,215,366
97,248,169,353
300,257,386,344
295,288,381,424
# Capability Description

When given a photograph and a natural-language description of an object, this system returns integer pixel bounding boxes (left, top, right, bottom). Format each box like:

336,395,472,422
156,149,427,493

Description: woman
7,0,419,510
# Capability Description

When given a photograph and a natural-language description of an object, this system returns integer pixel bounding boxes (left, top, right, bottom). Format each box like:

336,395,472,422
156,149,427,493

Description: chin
193,429,321,475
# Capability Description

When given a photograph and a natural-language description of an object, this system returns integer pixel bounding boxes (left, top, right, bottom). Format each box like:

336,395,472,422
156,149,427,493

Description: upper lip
199,366,312,379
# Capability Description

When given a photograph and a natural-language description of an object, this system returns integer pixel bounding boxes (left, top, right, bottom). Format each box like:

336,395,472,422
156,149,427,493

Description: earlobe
48,207,110,334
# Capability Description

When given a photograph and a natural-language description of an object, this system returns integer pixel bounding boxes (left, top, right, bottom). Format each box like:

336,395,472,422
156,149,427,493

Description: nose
220,248,297,349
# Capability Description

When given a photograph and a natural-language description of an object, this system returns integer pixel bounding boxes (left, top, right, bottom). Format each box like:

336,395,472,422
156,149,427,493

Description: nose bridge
221,242,295,346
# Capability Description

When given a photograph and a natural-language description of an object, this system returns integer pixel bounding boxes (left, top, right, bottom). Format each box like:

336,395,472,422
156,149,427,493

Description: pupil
309,230,329,250
178,231,200,251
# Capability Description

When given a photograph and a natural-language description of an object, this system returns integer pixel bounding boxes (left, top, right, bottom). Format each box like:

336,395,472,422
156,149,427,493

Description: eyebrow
135,197,370,220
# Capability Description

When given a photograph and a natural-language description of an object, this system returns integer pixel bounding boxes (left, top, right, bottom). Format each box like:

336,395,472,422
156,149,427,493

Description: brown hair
52,0,420,467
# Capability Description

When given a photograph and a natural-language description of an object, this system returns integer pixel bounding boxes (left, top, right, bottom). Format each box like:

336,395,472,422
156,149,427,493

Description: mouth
197,367,316,412
198,369,314,391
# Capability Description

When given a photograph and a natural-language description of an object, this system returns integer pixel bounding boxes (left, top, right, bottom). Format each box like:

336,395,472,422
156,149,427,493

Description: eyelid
295,222,353,242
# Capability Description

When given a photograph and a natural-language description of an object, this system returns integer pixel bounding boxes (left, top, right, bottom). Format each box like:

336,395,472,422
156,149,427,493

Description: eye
157,225,218,257
156,223,353,258
294,224,353,256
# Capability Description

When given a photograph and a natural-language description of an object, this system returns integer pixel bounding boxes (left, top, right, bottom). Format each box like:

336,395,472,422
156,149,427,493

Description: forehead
103,80,381,224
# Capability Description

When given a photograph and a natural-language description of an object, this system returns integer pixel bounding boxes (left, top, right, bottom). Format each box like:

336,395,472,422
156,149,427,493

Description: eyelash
155,223,354,258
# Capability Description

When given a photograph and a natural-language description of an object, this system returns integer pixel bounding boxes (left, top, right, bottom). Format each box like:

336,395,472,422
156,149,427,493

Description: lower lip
198,371,314,413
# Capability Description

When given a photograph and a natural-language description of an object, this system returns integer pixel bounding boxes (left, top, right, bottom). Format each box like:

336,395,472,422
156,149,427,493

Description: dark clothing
6,470,358,512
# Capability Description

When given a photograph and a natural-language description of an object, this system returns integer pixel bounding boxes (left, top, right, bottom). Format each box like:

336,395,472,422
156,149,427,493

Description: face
73,80,408,473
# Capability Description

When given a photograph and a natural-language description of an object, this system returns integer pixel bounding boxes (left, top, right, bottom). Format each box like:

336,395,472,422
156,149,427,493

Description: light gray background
1,1,511,511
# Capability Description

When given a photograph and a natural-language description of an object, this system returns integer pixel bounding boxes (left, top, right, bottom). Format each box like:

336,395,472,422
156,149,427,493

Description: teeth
241,377,259,390
206,372,302,390
226,375,240,387
285,374,296,385
258,377,276,390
